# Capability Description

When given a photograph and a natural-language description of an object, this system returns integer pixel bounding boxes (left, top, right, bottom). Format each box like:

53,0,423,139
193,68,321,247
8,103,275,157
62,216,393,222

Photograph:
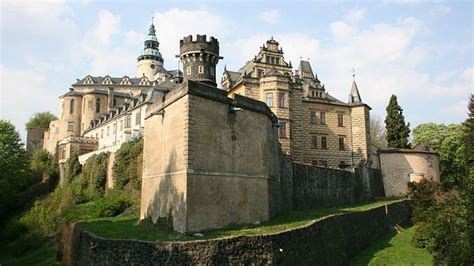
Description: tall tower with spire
136,21,164,81
348,71,372,165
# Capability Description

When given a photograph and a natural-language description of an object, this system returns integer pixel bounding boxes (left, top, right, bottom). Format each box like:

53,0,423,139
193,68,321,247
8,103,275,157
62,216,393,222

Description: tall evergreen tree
463,94,474,168
385,94,411,148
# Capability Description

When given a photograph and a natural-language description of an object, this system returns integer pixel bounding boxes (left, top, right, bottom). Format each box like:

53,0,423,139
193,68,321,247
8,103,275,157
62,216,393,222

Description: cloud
152,8,227,69
330,21,354,41
345,8,366,23
0,65,61,140
440,100,469,117
462,67,474,81
429,5,451,17
259,9,280,24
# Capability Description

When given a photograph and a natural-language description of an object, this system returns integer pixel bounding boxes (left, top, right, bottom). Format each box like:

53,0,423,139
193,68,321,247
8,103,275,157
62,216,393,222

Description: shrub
31,149,58,177
65,154,81,182
80,152,109,201
96,196,130,217
407,179,440,223
113,138,143,190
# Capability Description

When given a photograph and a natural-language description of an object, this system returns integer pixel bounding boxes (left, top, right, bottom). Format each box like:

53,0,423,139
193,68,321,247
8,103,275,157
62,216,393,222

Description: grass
351,226,433,266
82,197,405,242
0,241,62,266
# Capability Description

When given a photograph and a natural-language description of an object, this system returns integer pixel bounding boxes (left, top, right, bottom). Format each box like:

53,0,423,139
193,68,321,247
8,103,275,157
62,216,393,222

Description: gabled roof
60,90,84,98
73,75,150,86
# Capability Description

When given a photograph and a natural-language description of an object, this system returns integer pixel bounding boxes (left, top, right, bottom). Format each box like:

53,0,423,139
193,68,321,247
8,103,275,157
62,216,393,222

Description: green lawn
352,226,433,266
82,198,405,242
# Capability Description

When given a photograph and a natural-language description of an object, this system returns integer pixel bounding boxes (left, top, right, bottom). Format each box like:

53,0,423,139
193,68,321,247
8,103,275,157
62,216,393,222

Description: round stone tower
136,23,164,81
179,34,221,87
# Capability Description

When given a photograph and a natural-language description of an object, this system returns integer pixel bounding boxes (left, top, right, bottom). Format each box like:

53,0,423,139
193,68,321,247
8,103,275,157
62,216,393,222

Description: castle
41,22,440,232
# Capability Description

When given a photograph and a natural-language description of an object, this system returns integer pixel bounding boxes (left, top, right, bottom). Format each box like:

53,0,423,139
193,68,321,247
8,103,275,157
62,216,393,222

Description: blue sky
1,0,473,140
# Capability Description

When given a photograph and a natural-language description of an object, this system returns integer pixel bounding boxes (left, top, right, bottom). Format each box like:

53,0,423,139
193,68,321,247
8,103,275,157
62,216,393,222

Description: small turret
179,34,222,87
136,22,164,80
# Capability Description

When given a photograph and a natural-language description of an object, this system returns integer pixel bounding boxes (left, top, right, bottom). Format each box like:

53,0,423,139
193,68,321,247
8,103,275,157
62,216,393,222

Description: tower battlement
179,34,221,87
179,34,219,55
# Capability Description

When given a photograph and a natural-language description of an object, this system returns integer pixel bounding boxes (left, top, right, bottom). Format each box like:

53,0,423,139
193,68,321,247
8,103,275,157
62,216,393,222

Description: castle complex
40,22,439,232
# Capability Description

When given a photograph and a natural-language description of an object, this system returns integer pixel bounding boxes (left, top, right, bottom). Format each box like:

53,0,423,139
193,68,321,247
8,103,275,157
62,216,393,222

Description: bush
31,149,58,177
407,179,440,223
411,222,431,248
96,196,130,217
113,138,143,189
65,154,81,182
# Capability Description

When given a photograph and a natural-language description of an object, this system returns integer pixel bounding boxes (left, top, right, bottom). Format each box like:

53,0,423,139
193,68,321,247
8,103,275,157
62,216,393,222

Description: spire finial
352,68,355,80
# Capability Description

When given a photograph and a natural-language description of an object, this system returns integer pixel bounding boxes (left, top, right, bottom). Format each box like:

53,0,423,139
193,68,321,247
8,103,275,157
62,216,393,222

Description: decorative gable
120,76,132,85
102,76,113,85
84,75,94,85
139,77,150,86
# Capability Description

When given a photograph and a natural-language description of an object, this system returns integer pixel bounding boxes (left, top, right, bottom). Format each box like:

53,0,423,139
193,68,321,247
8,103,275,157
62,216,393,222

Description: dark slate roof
348,80,362,104
166,69,183,77
60,90,84,98
326,93,347,105
72,75,148,86
298,60,314,79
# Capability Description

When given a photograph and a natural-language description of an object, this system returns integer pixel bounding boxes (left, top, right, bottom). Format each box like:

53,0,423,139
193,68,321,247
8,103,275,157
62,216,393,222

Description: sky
0,0,473,140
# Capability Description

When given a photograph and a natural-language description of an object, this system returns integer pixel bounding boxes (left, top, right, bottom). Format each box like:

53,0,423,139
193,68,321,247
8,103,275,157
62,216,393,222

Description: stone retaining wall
63,200,411,265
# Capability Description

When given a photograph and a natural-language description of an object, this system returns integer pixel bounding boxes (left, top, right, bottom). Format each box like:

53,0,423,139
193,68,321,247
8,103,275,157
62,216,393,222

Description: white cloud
259,9,280,24
124,30,144,46
345,8,366,23
462,67,474,81
0,65,61,140
441,100,469,117
152,8,226,69
330,21,354,41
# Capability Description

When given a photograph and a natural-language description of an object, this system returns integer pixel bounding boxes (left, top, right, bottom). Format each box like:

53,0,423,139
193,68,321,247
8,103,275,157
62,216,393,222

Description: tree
370,114,387,148
463,94,474,168
413,123,466,188
25,112,57,129
385,94,411,148
0,120,33,218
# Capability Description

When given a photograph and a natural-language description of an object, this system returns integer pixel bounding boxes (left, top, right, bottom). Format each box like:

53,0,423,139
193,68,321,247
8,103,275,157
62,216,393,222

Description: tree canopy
25,112,57,129
385,95,411,148
370,114,387,148
413,123,466,188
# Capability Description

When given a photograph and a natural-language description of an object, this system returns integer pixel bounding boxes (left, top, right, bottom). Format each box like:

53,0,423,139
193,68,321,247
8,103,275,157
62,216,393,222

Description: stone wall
26,127,46,153
63,200,411,266
292,163,367,209
379,148,440,196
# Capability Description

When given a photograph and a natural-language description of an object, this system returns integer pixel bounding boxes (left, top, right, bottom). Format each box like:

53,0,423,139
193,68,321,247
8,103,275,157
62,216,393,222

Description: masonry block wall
350,105,371,164
379,149,440,196
141,81,281,233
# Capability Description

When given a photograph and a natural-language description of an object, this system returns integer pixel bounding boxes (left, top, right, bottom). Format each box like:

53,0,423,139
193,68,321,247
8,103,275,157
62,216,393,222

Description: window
338,113,344,127
101,129,104,138
321,136,327,149
69,99,74,114
210,67,214,76
339,137,345,150
125,115,131,128
312,160,318,166
135,111,141,126
113,97,117,107
311,135,317,149
339,161,347,168
67,122,74,132
279,122,287,138
95,133,98,139
279,92,286,108
320,160,328,167
257,69,264,77
113,123,116,134
107,126,110,136
266,92,273,107
320,112,326,125
186,66,191,75
310,111,317,124
96,99,101,113
198,66,204,74
276,58,280,65
120,119,123,130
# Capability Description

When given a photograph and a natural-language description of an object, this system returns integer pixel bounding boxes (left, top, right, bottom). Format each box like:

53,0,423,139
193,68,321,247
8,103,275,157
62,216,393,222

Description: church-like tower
136,22,164,81
179,35,221,87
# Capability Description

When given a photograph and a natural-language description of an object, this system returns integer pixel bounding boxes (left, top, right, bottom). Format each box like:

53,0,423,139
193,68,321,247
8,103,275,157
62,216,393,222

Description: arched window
69,99,74,114
96,99,101,113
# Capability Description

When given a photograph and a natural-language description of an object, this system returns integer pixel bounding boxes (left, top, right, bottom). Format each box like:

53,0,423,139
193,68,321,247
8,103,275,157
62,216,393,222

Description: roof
348,80,362,104
298,60,314,79
72,76,149,86
60,90,84,98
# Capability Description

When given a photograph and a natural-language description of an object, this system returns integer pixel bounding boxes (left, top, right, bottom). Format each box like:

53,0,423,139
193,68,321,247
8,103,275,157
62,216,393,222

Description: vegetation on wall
384,95,411,149
31,149,58,178
113,137,143,190
25,112,57,129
